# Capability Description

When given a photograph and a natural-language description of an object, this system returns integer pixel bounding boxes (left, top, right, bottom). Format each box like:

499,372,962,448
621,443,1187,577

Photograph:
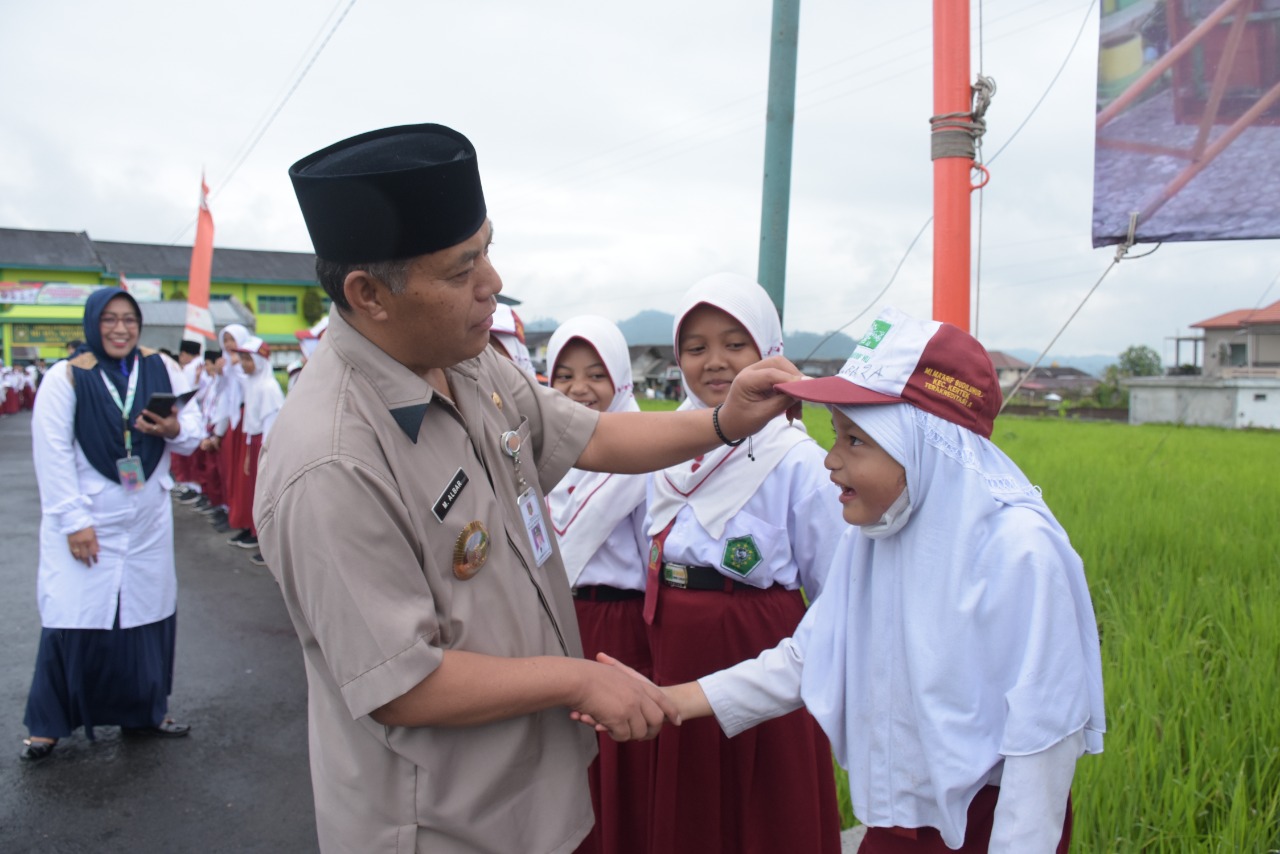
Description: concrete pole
757,0,801,326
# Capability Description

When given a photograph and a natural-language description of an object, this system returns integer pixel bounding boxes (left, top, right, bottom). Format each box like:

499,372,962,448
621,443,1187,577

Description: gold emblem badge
453,521,490,580
491,392,503,410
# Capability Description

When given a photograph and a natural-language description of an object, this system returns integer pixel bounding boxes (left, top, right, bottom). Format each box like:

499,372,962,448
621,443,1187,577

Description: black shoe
209,510,230,533
248,552,267,567
188,495,211,511
173,488,198,503
121,719,190,739
176,490,204,506
196,501,221,516
20,737,57,762
227,530,258,549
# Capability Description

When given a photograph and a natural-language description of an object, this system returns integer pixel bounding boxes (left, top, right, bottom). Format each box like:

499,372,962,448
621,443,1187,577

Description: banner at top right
1092,0,1280,247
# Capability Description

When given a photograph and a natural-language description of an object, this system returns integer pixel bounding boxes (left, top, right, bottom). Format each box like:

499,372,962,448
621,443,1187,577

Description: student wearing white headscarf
489,303,537,378
228,336,283,560
546,316,651,854
650,307,1106,854
641,273,845,854
213,323,252,545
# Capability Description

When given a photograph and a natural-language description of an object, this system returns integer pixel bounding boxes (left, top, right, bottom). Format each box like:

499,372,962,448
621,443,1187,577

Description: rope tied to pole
930,74,996,161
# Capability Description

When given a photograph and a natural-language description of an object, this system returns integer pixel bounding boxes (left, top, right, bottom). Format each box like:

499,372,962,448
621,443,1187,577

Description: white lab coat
31,357,202,629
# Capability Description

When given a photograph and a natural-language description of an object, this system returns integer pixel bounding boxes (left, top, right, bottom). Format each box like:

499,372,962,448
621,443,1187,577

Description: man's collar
324,307,478,443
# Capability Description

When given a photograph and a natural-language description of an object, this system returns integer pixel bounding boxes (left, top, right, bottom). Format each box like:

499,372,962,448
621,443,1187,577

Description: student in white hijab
641,272,845,854
228,336,283,563
649,307,1106,854
489,304,536,378
215,323,254,547
545,315,651,854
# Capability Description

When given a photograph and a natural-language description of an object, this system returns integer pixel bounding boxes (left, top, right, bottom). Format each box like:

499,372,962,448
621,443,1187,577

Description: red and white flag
184,175,216,341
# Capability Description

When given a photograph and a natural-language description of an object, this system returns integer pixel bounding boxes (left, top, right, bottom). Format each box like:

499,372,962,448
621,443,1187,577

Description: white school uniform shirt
647,437,841,596
32,357,202,629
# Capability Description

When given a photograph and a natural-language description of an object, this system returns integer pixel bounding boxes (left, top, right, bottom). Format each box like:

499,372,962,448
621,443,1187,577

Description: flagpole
932,0,972,331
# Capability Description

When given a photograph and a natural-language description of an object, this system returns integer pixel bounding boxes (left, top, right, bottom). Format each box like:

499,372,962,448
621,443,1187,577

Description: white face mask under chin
860,487,912,540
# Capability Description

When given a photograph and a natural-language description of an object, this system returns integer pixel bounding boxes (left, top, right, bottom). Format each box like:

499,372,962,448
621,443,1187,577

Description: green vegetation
642,399,1280,848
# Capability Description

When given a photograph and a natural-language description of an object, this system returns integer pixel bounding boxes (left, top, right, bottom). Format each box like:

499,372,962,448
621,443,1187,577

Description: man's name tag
116,456,146,493
433,468,469,522
518,488,553,567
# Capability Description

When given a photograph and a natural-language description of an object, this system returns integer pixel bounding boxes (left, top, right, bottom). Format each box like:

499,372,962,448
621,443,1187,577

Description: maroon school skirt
228,431,261,534
646,583,842,854
858,787,1073,853
572,593,654,854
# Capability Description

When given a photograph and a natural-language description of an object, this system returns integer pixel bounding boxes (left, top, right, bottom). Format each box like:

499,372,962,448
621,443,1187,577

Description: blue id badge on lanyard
116,455,146,492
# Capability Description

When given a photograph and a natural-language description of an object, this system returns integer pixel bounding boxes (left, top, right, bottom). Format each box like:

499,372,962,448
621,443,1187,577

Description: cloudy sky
2,0,1276,364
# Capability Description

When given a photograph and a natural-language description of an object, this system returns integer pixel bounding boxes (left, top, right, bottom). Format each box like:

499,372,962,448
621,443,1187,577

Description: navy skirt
23,610,177,740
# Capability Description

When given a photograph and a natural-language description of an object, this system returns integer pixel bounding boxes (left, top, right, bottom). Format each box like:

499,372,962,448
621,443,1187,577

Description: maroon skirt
858,787,1073,853
573,593,654,854
228,431,261,534
646,583,842,854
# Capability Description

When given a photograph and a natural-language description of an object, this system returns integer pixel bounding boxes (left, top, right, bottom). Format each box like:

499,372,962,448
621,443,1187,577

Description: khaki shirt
255,309,599,854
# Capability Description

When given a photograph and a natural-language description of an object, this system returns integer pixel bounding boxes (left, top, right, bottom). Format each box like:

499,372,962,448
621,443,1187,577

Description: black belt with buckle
661,562,752,593
572,585,644,602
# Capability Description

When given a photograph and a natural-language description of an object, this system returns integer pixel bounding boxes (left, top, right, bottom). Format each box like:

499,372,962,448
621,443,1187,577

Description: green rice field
816,408,1280,851
645,399,1280,850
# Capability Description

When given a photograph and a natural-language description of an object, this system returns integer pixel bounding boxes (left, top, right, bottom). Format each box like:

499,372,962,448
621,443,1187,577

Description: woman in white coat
20,287,202,761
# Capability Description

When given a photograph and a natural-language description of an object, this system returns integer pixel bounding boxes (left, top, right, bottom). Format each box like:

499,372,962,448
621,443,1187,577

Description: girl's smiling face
825,407,907,526
552,339,614,412
677,304,761,407
239,352,256,375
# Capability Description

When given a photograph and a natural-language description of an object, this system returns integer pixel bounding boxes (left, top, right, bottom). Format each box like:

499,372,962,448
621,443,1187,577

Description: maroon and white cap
777,307,1002,437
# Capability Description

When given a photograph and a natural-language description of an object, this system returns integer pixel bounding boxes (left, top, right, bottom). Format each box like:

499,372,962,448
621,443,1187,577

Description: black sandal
20,737,57,762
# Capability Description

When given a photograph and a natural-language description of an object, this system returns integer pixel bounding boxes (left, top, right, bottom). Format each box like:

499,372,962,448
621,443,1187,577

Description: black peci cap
289,123,487,263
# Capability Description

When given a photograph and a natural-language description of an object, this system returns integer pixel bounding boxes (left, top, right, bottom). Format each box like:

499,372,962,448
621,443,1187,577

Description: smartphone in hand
144,392,178,418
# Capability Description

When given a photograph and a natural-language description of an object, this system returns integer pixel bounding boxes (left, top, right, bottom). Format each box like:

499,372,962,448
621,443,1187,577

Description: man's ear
343,271,390,322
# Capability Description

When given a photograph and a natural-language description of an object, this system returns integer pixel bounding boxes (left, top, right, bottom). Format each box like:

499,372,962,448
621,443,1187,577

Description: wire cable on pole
167,0,359,244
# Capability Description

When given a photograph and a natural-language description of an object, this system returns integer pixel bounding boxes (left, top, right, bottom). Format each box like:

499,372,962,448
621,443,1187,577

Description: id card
517,488,553,567
116,456,146,493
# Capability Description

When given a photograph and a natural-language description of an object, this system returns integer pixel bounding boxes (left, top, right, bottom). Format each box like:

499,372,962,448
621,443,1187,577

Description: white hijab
237,336,284,437
546,316,645,586
797,403,1106,847
647,273,808,539
491,304,536,378
218,323,251,429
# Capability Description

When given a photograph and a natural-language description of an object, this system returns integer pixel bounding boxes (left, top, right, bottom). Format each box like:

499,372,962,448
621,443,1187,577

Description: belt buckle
663,563,689,589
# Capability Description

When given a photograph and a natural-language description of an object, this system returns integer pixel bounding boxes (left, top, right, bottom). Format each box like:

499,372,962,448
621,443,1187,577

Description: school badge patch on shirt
721,536,762,577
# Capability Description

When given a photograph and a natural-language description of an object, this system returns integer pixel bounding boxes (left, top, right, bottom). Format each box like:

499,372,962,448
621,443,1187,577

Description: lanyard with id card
500,430,554,567
100,357,146,493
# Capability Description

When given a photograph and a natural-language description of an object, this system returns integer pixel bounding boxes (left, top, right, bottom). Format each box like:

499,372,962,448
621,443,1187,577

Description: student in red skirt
640,273,845,854
229,337,283,563
545,316,652,854
190,349,228,530
216,324,251,548
230,338,282,563
649,308,1106,853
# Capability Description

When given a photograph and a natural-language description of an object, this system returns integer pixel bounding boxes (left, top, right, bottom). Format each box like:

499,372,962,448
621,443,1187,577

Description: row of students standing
546,273,846,854
173,324,284,566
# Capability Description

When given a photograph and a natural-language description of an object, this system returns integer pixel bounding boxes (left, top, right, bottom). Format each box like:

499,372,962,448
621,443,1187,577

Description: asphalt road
0,410,317,853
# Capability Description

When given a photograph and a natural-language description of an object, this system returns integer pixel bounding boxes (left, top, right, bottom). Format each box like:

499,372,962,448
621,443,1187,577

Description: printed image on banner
1092,0,1280,247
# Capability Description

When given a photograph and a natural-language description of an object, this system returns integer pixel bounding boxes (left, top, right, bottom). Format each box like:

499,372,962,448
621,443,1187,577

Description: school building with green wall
0,227,324,366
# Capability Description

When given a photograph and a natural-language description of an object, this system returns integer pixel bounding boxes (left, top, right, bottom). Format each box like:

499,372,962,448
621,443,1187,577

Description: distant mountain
618,310,676,345
532,310,1113,374
1004,348,1113,378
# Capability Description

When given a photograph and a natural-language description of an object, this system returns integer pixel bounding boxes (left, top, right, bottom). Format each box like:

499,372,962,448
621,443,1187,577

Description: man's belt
661,562,753,593
572,585,645,602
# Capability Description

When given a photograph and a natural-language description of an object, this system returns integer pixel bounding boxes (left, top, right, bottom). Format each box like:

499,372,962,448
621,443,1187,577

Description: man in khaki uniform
255,123,804,853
